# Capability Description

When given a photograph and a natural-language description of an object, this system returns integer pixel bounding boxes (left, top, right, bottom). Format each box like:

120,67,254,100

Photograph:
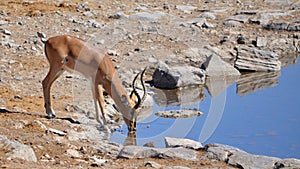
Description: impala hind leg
42,65,64,119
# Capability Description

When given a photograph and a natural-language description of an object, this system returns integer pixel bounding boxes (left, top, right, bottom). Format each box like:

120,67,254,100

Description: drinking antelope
42,35,146,132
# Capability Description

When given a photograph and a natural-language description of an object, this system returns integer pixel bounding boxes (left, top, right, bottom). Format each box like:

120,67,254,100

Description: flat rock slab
165,137,203,150
129,12,167,21
155,110,203,118
118,146,197,161
228,151,281,169
234,46,281,71
226,15,251,24
175,5,197,13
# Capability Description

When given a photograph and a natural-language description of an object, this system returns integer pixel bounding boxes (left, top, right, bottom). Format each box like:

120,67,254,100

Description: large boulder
152,62,206,89
200,54,240,97
201,54,240,77
234,46,281,71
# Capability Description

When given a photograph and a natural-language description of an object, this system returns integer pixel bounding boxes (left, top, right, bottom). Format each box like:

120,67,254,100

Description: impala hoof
47,113,56,119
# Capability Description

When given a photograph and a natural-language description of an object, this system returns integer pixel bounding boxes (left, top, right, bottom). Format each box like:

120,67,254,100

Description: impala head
122,67,147,132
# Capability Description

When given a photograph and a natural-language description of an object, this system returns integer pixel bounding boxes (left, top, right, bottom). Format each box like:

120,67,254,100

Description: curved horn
134,67,147,109
130,71,141,103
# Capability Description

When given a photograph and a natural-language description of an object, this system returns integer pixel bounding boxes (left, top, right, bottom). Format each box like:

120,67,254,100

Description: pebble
2,29,11,35
256,37,268,47
237,34,247,44
37,32,46,38
67,149,82,158
0,20,7,26
108,12,128,19
107,49,119,56
90,156,107,167
144,161,162,168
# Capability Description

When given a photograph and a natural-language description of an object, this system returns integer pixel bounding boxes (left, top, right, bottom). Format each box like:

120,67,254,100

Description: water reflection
111,55,300,159
236,71,281,96
205,75,239,98
151,85,205,107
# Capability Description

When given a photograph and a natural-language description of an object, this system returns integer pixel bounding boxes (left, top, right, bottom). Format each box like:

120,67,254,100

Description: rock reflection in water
236,71,281,96
205,75,239,98
151,85,205,107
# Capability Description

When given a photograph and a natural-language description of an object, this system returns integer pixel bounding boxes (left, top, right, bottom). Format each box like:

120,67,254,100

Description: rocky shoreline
0,0,300,168
1,106,300,169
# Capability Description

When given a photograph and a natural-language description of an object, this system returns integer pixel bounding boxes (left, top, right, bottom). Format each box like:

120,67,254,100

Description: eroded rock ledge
118,137,300,169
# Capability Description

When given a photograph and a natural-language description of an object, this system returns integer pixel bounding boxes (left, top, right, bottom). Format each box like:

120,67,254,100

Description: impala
42,35,146,132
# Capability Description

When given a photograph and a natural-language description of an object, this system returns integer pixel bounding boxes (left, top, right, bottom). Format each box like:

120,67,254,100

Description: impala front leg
93,84,107,125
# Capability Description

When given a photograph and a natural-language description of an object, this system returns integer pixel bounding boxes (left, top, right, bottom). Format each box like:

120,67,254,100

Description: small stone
47,128,67,136
143,142,156,147
40,38,47,43
0,20,7,26
224,20,243,27
37,32,46,38
90,157,107,167
148,57,157,63
108,12,128,19
14,95,22,100
107,49,119,56
201,21,215,28
163,3,169,10
144,161,162,168
256,37,268,47
237,35,247,44
66,149,82,158
2,29,11,35
31,46,37,51
199,12,216,20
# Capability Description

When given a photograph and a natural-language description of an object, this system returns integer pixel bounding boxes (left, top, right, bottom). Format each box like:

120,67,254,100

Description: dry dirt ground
0,0,298,168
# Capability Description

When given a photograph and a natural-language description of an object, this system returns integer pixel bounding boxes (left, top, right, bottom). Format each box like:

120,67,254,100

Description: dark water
111,58,300,159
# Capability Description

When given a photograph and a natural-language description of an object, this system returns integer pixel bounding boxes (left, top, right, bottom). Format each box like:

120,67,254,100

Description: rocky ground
0,0,300,168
